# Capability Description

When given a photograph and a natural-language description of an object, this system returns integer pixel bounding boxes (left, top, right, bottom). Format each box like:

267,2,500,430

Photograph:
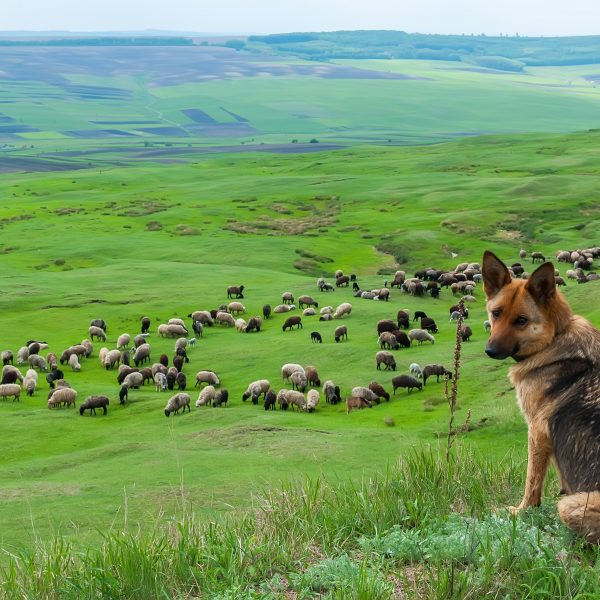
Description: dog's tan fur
483,250,600,542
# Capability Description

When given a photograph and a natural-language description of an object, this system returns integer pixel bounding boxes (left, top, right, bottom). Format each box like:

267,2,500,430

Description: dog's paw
507,505,522,516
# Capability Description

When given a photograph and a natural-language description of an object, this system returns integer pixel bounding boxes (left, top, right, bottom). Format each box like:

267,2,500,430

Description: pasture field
1,129,600,557
2,46,600,152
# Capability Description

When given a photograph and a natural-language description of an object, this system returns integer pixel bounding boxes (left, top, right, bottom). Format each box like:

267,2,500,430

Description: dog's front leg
510,423,552,514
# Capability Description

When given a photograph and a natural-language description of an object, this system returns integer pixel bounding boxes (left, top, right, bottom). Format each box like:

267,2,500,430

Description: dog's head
482,251,572,361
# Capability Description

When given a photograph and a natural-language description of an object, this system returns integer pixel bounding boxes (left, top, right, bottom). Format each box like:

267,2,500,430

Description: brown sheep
346,396,372,414
392,375,423,394
282,316,303,331
305,365,321,387
369,381,390,402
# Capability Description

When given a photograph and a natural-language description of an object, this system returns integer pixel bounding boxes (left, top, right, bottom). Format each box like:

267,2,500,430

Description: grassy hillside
0,131,599,556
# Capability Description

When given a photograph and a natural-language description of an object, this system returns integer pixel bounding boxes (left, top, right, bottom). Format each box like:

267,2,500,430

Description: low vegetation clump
3,447,596,599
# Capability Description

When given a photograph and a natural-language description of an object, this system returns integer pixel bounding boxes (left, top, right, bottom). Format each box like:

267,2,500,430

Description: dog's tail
558,492,600,543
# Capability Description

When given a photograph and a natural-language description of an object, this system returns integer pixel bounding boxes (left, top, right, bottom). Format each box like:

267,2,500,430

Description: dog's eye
515,316,528,326
491,309,501,319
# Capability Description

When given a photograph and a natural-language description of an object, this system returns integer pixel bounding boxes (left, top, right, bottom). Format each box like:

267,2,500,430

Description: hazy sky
3,0,600,37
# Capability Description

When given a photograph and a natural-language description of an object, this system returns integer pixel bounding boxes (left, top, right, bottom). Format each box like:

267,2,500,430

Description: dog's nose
485,346,498,359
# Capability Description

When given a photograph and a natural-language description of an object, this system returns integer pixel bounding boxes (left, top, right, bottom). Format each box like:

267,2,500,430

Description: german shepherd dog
482,250,600,542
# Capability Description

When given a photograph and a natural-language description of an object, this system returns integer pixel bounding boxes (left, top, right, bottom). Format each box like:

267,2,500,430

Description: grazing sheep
1,351,13,366
336,275,350,287
166,368,177,391
264,389,277,410
117,334,130,350
422,364,452,385
213,389,229,407
376,288,390,302
262,304,271,320
298,295,318,309
140,365,154,382
286,390,306,411
408,329,435,345
413,311,427,322
0,383,21,401
282,316,303,331
154,372,168,392
141,316,151,334
277,389,290,410
306,389,320,412
176,372,187,391
333,302,352,319
245,316,262,333
346,396,372,413
290,370,308,392
226,285,245,299
195,371,220,387
235,318,248,333
334,325,348,343
241,379,271,404
2,365,24,384
369,381,390,402
449,304,469,319
133,334,148,347
16,346,29,366
483,319,491,332
46,352,58,369
122,372,143,390
377,320,397,336
188,310,214,326
28,354,48,372
282,292,294,305
228,301,246,315
459,325,473,342
80,340,93,358
48,387,77,408
117,366,138,385
174,338,187,353
409,363,423,379
166,323,189,337
191,320,204,338
323,380,342,404
375,351,397,371
23,369,38,396
156,324,170,338
351,386,380,404
89,325,107,342
215,312,236,327
420,317,438,334
281,363,305,381
168,318,186,328
133,343,151,367
152,363,168,378
378,332,400,350
90,319,107,332
196,385,217,407
392,375,423,394
450,311,461,322
335,269,344,278
46,368,64,389
320,306,333,315
164,393,191,416
104,349,121,370
305,365,321,387
311,331,323,343
68,353,81,372
274,304,295,314
79,395,109,416
319,314,334,321
302,308,316,317
531,251,546,263
172,355,184,373
461,295,477,303
392,330,411,348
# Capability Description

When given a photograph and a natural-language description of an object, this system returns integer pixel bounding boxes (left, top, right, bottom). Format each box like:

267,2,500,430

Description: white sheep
281,363,305,382
133,343,151,367
0,383,21,401
195,371,220,387
16,346,29,366
306,389,320,412
302,308,316,316
235,318,248,332
164,392,191,416
333,302,352,319
168,318,186,327
28,354,48,372
117,333,131,350
215,311,236,327
166,323,188,337
23,369,38,396
103,349,121,370
228,301,246,314
196,385,217,407
409,363,423,379
188,310,213,326
122,372,143,389
99,347,109,366
89,325,107,342
273,304,295,313
157,324,169,337
290,370,308,392
48,387,77,409
285,389,306,411
68,353,81,372
81,339,93,358
242,379,270,403
154,372,168,392
174,337,187,352
152,363,168,376
408,329,435,345
351,386,379,403
319,306,333,315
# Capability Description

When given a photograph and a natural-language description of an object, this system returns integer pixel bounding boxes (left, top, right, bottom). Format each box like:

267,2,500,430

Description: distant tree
225,40,246,51
309,138,319,144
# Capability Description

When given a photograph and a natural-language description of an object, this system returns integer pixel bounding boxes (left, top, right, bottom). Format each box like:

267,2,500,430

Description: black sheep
213,388,229,407
176,372,187,391
282,316,302,331
159,354,169,367
173,355,184,373
80,395,109,416
141,316,151,334
46,368,64,389
413,310,427,322
264,389,277,410
310,331,322,343
392,375,423,394
262,304,271,320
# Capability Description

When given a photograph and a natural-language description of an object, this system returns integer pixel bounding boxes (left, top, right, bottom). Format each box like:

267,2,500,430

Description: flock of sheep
1,246,598,418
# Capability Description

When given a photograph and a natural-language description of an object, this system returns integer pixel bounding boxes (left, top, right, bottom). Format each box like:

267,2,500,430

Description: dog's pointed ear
526,261,556,304
482,251,512,298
